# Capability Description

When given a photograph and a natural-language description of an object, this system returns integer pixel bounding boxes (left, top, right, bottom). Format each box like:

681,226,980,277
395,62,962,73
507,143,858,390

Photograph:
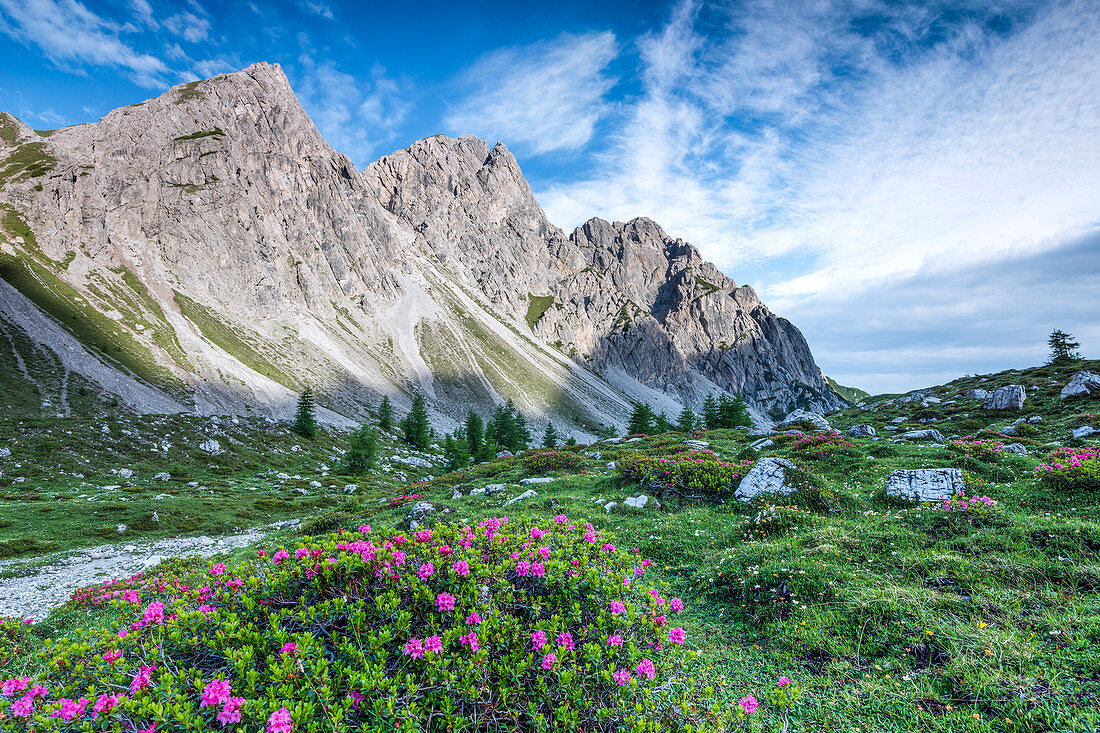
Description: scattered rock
343,484,358,494
392,455,432,468
604,501,617,513
495,450,514,458
484,484,506,495
293,488,308,496
777,409,830,431
750,438,775,449
0,447,9,457
606,461,616,471
1002,443,1029,455
885,468,964,503
199,438,222,454
896,429,945,444
153,472,170,481
1061,371,1100,400
519,477,555,485
503,489,537,506
983,385,1025,411
451,489,464,500
965,388,990,400
1072,426,1098,439
276,472,291,480
624,494,658,509
847,424,876,438
890,417,906,424
1027,416,1042,424
273,519,300,530
116,524,127,533
682,439,710,450
308,480,322,488
468,487,486,496
116,468,133,479
406,501,435,522
734,457,799,502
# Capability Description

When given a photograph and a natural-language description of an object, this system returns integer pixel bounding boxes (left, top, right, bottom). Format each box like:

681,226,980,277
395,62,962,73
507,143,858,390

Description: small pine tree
564,435,577,447
1048,329,1082,364
676,404,696,433
293,388,317,438
464,410,484,458
717,393,753,429
542,421,559,449
342,424,379,473
511,405,531,452
627,403,656,435
487,404,513,450
399,392,432,451
702,395,720,430
653,412,674,434
443,431,471,471
377,396,394,432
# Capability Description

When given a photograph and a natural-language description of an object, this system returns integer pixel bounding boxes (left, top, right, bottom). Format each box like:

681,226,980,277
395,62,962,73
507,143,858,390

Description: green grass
172,127,224,142
173,81,206,104
525,293,555,328
172,290,296,387
826,375,872,403
0,139,56,188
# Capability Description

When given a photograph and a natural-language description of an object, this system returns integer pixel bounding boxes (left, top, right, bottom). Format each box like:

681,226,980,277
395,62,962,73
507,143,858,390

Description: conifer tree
464,410,484,458
377,396,395,432
653,412,674,434
1048,329,1082,364
293,388,317,438
443,431,471,471
676,404,696,433
564,435,577,447
399,392,432,451
342,423,379,473
717,393,753,429
542,421,559,449
702,395,720,430
627,403,656,435
511,407,531,451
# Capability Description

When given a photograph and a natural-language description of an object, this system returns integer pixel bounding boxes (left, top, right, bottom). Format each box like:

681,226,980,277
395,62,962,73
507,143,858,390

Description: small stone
682,439,710,450
776,409,830,431
891,417,906,424
117,468,133,479
519,477,554,485
276,472,291,480
495,451,514,458
343,484,358,494
273,519,301,530
847,425,876,438
116,524,127,533
604,501,617,513
885,468,964,503
294,488,308,495
624,494,657,509
0,447,9,458
1060,371,1100,401
484,484,506,494
451,489,464,500
983,385,1025,411
896,429,945,444
504,489,537,506
735,457,799,502
153,472,170,481
309,480,322,488
1072,426,1098,439
199,438,222,454
750,438,775,449
1002,443,1029,455
406,501,435,522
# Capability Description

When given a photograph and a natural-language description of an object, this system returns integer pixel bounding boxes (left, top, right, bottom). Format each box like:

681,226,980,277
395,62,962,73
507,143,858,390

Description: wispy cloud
163,11,210,43
0,0,171,87
293,54,410,166
445,31,619,155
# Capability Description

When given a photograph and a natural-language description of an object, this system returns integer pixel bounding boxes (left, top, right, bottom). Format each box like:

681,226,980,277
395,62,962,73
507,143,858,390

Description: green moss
0,113,20,144
693,275,720,296
0,140,57,187
34,129,56,138
525,294,555,329
172,127,224,142
173,291,295,387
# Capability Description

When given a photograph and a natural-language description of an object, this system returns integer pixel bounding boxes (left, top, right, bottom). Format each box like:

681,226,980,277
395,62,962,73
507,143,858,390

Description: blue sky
1,0,1098,394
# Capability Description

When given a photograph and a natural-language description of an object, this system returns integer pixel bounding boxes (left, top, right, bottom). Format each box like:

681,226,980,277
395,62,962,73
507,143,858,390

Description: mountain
824,376,870,404
0,62,843,435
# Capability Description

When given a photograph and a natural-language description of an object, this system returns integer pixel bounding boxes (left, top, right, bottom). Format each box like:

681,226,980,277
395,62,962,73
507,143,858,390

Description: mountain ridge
0,61,844,434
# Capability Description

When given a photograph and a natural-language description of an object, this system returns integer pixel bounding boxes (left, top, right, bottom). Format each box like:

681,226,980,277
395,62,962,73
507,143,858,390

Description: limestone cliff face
0,62,842,430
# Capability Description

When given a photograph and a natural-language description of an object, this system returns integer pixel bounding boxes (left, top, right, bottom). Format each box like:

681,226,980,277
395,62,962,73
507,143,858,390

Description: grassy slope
3,360,1100,731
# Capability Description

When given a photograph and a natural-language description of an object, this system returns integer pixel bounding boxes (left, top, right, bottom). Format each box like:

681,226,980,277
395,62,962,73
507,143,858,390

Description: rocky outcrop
776,409,831,431
1,62,842,430
847,424,876,437
1061,371,1100,400
896,429,945,444
885,468,964,503
735,457,799,501
984,385,1025,411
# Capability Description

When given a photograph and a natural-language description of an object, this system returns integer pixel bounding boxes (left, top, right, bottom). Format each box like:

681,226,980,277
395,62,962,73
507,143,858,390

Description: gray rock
682,439,710,450
777,409,831,432
503,489,537,506
897,390,931,404
468,487,486,496
406,501,435,522
116,524,127,533
624,494,658,509
116,468,133,479
1002,443,1029,455
885,468,964,503
965,388,990,400
1061,371,1100,400
734,457,799,502
604,501,617,513
495,451,514,458
847,424,876,438
1027,416,1042,424
153,472,170,481
1000,425,1018,436
983,385,1025,411
0,447,9,458
451,489,464,500
519,477,555,485
343,483,358,494
392,455,432,468
199,439,222,454
1072,426,1098,439
606,461,616,471
896,429,945,444
274,519,301,530
598,438,623,445
294,488,308,496
750,438,775,449
484,484,506,495
308,480,322,488
276,472,291,480
890,417,906,424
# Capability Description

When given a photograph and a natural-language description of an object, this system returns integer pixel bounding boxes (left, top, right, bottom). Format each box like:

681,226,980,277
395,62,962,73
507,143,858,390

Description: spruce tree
487,404,512,451
564,436,577,447
1048,329,1082,364
702,395,720,430
653,412,674,434
377,396,394,432
293,388,317,438
627,403,656,435
443,431,471,471
464,410,484,458
542,421,559,449
676,404,696,433
342,423,379,473
511,406,531,452
717,393,753,429
399,392,432,451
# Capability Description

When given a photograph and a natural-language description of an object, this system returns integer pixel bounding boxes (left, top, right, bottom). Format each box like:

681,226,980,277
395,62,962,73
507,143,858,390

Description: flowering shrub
617,450,751,497
1,518,721,732
522,449,585,474
785,431,855,459
936,492,1002,519
948,438,1003,463
0,616,33,667
1035,446,1100,492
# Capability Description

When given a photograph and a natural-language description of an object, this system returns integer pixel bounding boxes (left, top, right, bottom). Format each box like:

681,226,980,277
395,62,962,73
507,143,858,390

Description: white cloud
293,55,410,166
163,11,209,43
445,31,619,155
537,0,1100,295
0,0,170,87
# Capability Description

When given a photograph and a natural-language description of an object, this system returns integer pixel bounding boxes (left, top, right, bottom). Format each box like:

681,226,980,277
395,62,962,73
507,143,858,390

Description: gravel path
0,530,266,621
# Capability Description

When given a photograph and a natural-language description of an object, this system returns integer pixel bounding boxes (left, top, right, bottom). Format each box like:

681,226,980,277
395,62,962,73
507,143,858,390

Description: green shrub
0,616,33,666
617,450,750,498
3,519,719,732
522,449,584,474
1035,447,1100,493
299,511,357,535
